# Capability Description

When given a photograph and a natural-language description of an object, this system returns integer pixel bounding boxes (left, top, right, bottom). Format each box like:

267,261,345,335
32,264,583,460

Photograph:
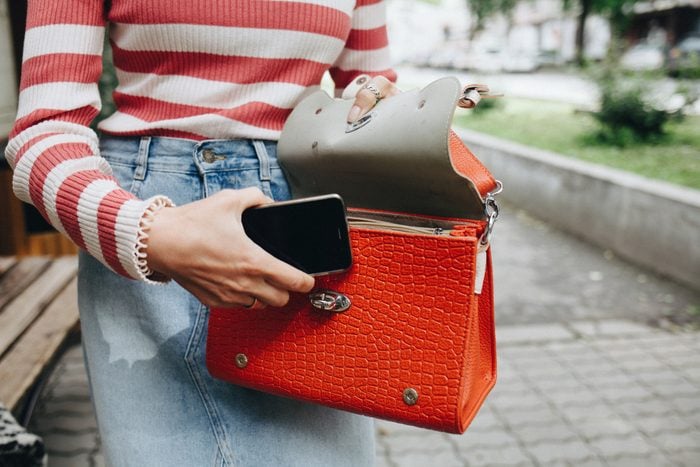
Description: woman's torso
100,0,362,141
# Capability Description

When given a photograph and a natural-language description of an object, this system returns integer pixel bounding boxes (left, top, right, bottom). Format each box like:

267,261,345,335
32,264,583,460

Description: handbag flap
278,77,495,219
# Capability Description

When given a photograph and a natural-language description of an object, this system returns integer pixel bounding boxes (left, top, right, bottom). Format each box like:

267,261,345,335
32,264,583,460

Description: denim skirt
78,136,375,467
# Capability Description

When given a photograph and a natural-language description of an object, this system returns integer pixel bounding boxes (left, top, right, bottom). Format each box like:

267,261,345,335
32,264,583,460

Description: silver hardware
362,82,382,101
462,89,481,108
309,290,351,312
458,84,503,109
345,111,376,133
403,388,419,406
235,353,248,369
480,180,503,246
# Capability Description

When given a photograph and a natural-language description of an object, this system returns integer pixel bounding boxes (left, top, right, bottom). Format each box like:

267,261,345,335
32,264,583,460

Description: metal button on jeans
202,149,224,163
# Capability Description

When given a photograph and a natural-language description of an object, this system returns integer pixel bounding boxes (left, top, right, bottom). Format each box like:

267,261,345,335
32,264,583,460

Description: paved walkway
28,204,700,466
29,321,700,466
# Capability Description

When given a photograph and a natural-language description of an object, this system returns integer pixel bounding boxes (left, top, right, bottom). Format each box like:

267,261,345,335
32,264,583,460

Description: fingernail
347,105,361,123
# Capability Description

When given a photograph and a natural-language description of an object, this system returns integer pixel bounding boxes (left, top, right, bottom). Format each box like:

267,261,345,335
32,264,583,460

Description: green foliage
580,0,637,34
592,77,671,146
453,97,700,190
93,33,118,130
471,96,502,114
674,53,700,80
464,0,517,35
562,0,637,23
563,0,640,65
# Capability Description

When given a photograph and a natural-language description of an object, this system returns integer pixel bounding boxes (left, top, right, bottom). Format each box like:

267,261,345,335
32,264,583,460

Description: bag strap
449,130,497,198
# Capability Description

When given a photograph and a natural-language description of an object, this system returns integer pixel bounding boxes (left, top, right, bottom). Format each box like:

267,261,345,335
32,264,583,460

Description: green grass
454,98,700,190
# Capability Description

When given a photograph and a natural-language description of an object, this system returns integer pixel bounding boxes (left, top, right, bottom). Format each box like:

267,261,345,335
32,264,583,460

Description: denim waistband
99,135,279,177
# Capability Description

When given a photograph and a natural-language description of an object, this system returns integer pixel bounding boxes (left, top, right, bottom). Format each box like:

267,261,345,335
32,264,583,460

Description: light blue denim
78,136,375,467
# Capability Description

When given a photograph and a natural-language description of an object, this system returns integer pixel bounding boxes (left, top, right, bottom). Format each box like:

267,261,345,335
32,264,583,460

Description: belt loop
252,140,271,182
134,137,151,181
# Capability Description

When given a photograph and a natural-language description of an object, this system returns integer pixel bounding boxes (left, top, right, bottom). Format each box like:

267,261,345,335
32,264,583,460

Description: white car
620,43,665,71
501,51,540,73
453,48,503,73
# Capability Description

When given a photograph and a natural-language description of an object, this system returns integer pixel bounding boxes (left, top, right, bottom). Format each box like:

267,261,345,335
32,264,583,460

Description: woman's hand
346,75,401,123
146,187,315,309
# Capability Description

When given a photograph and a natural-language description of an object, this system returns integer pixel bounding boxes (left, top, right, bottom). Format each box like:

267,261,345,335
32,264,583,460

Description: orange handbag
206,77,501,434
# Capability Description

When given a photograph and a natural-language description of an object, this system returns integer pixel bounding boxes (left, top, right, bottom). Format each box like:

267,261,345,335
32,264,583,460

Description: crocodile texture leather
207,220,496,434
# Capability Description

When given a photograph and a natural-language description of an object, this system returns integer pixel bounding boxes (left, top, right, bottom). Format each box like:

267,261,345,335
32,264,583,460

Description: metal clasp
309,290,351,313
345,111,376,133
458,84,503,109
480,180,503,246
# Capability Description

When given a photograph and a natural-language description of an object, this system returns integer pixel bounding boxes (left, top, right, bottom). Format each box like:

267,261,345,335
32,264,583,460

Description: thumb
238,187,274,209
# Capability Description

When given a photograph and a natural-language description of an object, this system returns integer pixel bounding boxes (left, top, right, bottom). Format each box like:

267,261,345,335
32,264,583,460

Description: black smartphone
242,194,352,276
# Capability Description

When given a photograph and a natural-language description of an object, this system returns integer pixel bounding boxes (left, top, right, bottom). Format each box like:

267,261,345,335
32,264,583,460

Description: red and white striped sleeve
4,0,172,282
329,0,397,93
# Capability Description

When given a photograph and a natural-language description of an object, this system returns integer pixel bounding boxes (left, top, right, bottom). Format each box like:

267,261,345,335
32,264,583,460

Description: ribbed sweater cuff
116,195,175,284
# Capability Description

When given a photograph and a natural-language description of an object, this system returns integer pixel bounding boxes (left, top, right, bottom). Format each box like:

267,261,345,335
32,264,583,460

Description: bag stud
235,353,248,369
403,388,419,406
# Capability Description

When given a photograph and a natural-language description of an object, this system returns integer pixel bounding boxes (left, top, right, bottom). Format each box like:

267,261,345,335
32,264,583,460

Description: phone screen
242,194,352,275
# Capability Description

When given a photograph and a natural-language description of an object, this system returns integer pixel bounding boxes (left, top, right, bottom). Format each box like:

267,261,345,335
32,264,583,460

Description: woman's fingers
235,186,274,209
261,257,316,294
347,75,400,123
145,186,315,310
244,278,291,308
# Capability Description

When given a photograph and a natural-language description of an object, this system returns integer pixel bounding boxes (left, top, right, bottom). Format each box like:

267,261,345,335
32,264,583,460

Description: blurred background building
386,0,700,73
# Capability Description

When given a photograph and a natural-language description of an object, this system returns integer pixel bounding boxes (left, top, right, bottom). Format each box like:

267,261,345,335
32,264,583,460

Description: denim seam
252,140,273,197
123,137,149,195
100,159,134,168
183,303,236,466
133,167,200,175
252,141,271,181
134,137,151,181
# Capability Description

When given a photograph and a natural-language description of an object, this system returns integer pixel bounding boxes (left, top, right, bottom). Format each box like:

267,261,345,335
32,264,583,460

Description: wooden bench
0,256,79,425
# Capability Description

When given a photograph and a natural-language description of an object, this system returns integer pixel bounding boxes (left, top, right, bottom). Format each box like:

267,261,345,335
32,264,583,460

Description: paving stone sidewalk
29,321,700,467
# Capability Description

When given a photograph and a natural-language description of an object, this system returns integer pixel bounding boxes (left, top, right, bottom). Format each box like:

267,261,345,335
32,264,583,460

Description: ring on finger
362,82,382,101
243,297,258,309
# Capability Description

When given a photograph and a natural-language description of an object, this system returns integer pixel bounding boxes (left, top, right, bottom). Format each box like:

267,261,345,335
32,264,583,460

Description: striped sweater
5,0,395,281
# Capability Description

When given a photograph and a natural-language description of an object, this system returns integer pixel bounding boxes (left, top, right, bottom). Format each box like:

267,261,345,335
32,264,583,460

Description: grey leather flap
278,77,486,219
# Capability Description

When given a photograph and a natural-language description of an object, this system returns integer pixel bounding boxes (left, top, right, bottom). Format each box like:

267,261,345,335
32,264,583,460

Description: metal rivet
315,108,323,115
356,76,367,85
417,99,426,109
202,149,216,163
311,141,318,149
235,353,248,369
403,388,419,406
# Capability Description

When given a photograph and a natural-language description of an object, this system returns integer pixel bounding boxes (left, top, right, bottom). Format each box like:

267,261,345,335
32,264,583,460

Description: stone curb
458,128,700,292
496,320,659,346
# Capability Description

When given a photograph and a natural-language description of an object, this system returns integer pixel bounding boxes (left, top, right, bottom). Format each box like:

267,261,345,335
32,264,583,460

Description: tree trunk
575,0,592,66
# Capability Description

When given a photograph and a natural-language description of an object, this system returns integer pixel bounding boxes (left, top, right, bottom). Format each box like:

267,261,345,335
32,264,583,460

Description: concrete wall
458,129,700,292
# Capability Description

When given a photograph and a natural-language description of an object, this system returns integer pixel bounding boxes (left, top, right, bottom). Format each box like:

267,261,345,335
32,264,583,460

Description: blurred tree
563,0,638,65
464,0,517,41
